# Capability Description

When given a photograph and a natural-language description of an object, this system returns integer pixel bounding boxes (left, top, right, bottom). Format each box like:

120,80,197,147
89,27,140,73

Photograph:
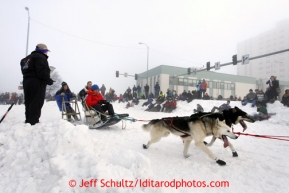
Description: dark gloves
47,78,54,86
98,100,109,105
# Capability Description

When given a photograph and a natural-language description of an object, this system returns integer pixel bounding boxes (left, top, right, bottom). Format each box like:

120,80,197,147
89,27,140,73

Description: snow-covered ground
0,99,288,193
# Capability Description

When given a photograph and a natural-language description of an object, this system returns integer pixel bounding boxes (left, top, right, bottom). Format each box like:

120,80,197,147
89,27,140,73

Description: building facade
136,65,289,100
237,18,289,91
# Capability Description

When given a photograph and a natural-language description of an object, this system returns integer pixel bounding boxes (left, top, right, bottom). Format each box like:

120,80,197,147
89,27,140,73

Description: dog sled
80,97,132,129
61,96,82,124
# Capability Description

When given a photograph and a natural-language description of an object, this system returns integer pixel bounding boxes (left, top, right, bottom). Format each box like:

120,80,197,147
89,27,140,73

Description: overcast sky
1,0,289,95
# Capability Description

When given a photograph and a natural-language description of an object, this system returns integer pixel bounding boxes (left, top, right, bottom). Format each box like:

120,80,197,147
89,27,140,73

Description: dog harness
162,118,191,138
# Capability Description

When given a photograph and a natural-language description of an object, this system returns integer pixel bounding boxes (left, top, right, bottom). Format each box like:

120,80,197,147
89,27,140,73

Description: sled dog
142,114,238,166
200,107,255,155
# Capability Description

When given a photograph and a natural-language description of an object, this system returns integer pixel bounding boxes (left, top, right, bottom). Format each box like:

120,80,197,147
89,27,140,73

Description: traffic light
206,62,210,71
116,71,119,77
187,68,191,75
232,55,237,65
135,74,138,80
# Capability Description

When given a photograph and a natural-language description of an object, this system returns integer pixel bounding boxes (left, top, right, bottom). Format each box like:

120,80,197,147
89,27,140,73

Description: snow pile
0,99,289,193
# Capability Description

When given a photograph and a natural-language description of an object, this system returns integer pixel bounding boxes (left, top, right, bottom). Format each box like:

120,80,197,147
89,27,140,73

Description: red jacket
164,101,177,107
200,82,207,90
86,90,104,107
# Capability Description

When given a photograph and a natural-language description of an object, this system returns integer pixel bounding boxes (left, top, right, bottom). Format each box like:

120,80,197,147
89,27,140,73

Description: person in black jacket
20,43,54,125
281,89,289,107
78,81,92,99
144,84,149,99
266,76,279,102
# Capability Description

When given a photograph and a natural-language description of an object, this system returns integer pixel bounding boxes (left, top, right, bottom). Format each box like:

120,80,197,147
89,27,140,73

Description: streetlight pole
138,42,149,85
25,7,30,56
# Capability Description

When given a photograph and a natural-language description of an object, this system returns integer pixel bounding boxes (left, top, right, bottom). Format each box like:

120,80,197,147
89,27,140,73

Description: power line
30,18,206,65
31,18,141,49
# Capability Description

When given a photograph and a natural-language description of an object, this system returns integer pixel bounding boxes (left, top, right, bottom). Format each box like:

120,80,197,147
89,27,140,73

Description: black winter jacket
20,51,52,84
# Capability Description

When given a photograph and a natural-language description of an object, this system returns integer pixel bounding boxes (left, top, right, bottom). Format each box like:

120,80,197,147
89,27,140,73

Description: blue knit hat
91,84,99,91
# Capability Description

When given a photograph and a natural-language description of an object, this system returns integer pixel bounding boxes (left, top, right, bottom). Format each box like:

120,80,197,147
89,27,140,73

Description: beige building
237,18,289,91
137,65,289,100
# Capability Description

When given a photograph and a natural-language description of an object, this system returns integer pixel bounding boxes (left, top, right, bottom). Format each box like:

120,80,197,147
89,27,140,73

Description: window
184,79,188,86
220,82,224,89
209,81,213,88
230,84,235,90
188,79,196,86
178,78,184,86
213,82,218,89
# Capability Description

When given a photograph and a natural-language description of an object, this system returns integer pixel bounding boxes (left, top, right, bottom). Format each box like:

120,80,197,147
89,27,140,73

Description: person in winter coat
193,104,204,113
78,81,92,99
161,99,177,113
196,80,201,99
181,90,187,101
132,91,138,99
187,91,194,103
20,43,54,125
251,104,276,121
281,89,289,107
137,85,142,98
154,82,160,97
200,79,207,98
266,76,279,102
86,84,115,122
55,82,79,121
166,89,173,99
203,92,210,100
100,84,106,96
142,98,154,107
148,92,155,99
132,85,137,93
126,87,133,100
256,90,268,107
132,97,139,105
118,94,124,103
156,91,165,104
144,84,149,99
242,89,257,107
211,100,231,113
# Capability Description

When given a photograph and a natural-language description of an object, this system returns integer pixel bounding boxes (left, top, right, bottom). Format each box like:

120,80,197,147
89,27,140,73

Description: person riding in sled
86,84,115,122
55,82,79,121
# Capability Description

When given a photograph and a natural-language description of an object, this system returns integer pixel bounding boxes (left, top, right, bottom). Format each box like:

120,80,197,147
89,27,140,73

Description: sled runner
80,97,133,129
88,114,130,129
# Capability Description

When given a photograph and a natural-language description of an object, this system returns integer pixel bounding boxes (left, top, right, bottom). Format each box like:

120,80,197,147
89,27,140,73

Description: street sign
242,54,249,64
215,62,220,70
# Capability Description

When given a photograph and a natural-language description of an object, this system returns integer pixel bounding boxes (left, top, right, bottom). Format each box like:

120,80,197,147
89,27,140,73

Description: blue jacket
147,98,154,104
55,92,74,111
154,83,160,91
219,103,231,110
137,86,142,92
167,90,173,97
196,83,201,91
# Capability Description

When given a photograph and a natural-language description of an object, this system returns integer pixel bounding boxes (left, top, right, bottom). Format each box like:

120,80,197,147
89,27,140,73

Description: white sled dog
142,114,238,165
